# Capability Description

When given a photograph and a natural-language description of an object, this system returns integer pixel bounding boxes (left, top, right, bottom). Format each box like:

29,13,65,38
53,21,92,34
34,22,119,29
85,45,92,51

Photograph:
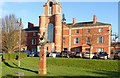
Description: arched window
47,23,54,42
49,2,53,15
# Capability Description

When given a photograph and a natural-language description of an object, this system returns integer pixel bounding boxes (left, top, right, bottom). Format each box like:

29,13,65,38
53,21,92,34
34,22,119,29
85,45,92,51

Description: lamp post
38,32,47,74
112,33,119,53
62,13,66,57
17,18,22,67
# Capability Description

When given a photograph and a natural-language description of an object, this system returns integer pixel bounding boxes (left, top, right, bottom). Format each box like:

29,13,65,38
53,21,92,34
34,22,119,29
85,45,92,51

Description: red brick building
25,0,112,56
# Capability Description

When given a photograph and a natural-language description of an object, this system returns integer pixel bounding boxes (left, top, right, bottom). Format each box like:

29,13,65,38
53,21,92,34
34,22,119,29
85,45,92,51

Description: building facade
25,0,112,56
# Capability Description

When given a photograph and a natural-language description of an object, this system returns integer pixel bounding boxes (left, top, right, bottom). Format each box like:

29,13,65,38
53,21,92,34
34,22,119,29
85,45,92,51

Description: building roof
67,21,111,28
24,21,111,31
25,27,39,31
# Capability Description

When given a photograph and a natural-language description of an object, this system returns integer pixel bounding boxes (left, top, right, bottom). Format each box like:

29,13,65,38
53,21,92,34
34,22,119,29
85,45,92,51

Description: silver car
83,52,94,59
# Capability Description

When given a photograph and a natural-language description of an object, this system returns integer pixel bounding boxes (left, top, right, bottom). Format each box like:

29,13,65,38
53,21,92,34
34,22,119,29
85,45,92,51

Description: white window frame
74,38,80,44
47,23,54,43
97,36,104,44
86,37,90,44
99,28,103,32
97,48,104,53
62,37,65,43
76,29,79,34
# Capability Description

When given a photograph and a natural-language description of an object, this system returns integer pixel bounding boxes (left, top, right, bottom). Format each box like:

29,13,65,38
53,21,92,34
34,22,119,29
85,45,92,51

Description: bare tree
1,14,26,53
82,28,99,59
0,19,2,51
111,33,119,53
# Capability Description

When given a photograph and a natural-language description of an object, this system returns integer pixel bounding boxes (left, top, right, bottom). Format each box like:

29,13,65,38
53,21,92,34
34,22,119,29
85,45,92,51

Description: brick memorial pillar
38,46,46,74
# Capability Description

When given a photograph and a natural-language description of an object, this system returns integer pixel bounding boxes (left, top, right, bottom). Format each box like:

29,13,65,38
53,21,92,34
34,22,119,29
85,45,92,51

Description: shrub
2,53,9,60
2,52,27,61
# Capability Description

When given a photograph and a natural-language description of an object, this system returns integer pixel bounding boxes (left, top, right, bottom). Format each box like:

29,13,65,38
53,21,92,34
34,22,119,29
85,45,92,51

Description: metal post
112,33,119,53
18,18,22,67
62,14,66,57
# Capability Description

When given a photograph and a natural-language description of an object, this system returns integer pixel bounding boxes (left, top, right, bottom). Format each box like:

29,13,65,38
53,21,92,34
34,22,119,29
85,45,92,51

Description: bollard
15,72,24,78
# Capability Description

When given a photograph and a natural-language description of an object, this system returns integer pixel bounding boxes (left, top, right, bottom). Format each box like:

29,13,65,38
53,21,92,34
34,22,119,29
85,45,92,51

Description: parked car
46,52,50,57
69,51,76,58
56,52,61,57
48,52,61,58
98,52,108,59
83,52,94,59
92,52,98,59
61,51,76,58
61,51,70,58
49,52,57,58
75,52,82,58
114,50,120,60
22,50,32,57
33,52,39,57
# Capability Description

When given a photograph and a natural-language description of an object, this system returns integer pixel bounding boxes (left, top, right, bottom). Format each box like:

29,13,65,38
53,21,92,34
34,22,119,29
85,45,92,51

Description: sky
0,0,119,39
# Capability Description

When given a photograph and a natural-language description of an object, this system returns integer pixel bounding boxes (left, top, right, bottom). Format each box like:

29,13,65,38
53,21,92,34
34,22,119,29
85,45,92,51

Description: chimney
28,22,34,28
73,18,76,25
93,15,97,24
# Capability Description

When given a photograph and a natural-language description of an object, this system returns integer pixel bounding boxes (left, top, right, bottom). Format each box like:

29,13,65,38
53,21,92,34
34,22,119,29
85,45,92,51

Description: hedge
2,52,27,61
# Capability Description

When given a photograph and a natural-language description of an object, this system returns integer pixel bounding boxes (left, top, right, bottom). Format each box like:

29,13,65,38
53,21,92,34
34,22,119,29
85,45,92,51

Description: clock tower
39,0,62,52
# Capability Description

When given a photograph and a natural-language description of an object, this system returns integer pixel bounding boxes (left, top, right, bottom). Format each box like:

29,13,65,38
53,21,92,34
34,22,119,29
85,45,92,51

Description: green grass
2,57,120,78
0,56,2,78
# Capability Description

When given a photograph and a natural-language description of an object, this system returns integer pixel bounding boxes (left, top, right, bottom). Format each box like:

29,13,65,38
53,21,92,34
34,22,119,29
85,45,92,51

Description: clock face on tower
47,23,54,43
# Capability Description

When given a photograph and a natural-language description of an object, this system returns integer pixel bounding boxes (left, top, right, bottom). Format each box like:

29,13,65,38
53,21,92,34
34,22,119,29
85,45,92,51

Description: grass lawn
1,57,120,78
